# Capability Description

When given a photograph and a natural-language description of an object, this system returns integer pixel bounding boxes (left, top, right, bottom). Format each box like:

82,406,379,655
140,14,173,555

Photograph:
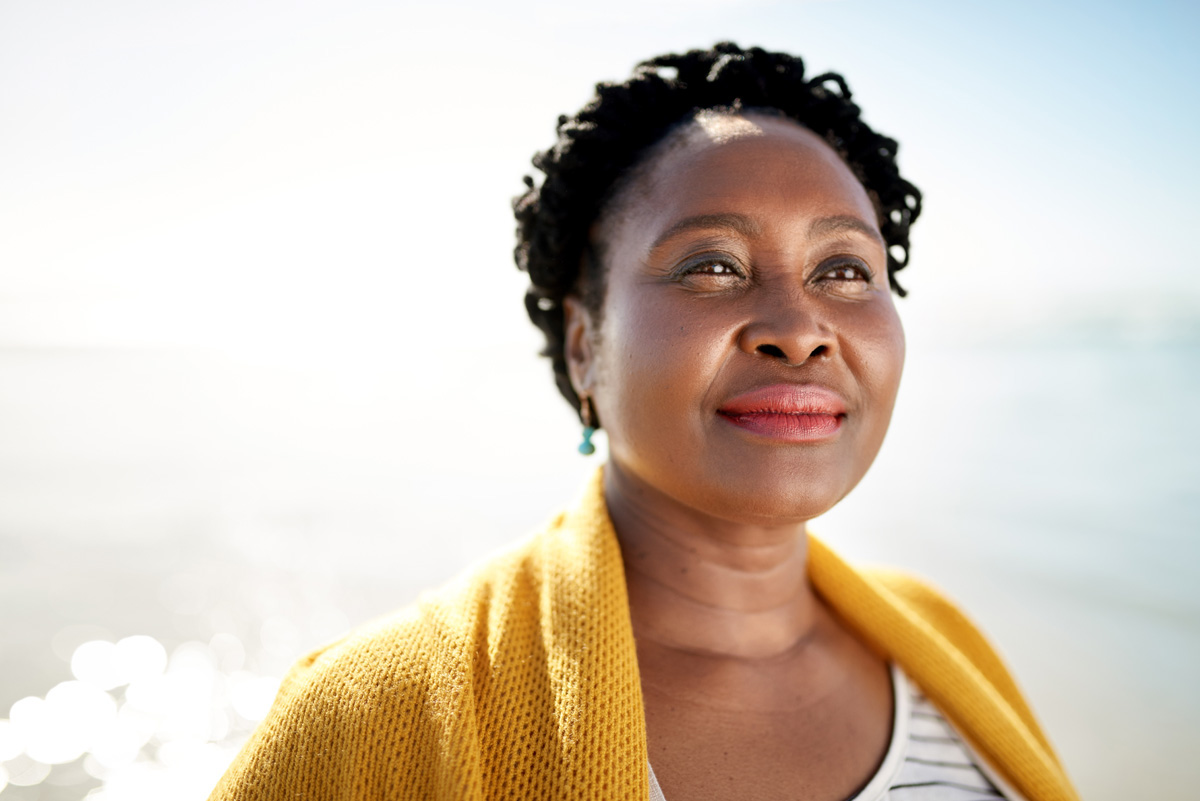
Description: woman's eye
679,258,745,279
821,262,872,283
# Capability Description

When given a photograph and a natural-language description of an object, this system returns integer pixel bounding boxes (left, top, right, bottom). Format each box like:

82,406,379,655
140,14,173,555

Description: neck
604,462,822,660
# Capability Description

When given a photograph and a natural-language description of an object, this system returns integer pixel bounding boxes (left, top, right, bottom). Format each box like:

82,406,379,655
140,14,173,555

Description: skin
563,112,906,801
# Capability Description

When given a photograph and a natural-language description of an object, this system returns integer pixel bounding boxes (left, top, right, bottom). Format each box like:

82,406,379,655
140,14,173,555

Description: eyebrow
807,215,886,247
649,213,762,252
649,212,885,252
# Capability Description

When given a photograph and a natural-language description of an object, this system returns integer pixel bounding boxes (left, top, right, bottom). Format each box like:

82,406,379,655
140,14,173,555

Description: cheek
594,295,728,439
855,302,906,430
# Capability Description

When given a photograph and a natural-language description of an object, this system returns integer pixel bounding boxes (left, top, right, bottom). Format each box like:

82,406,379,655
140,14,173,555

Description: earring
578,395,597,456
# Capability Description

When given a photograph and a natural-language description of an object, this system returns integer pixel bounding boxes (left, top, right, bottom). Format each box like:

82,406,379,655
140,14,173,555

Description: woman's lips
717,384,846,443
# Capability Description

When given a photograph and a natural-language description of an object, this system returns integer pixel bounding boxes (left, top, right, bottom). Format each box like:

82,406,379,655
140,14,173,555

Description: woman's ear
563,295,597,399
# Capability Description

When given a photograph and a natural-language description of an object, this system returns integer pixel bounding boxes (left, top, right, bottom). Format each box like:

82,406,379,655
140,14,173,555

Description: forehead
598,111,878,244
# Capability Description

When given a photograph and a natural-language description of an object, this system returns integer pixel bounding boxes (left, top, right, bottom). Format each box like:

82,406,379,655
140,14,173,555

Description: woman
210,44,1079,801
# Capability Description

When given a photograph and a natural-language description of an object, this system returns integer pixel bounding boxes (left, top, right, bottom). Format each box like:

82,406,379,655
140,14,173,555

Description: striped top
648,665,1018,801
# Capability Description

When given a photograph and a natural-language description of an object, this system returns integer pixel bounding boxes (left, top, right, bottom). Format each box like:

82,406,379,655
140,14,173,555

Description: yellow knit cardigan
210,470,1080,801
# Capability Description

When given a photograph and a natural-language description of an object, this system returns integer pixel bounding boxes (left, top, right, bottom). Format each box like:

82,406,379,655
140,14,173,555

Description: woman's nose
738,295,836,367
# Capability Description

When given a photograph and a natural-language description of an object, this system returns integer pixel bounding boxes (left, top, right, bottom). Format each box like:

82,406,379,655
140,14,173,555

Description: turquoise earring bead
578,426,596,456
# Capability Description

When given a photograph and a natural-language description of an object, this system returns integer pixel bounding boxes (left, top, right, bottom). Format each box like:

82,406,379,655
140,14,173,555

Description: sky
1,0,1198,360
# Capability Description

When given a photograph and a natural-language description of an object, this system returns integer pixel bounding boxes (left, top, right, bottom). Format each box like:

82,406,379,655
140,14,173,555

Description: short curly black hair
513,42,922,418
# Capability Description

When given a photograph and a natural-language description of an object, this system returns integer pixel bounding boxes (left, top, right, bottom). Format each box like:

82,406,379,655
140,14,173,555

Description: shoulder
861,567,989,649
209,526,561,801
208,609,460,799
859,567,1005,676
858,566,1055,758
271,520,562,717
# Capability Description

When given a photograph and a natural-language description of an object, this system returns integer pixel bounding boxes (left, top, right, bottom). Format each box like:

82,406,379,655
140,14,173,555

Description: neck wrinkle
604,461,823,660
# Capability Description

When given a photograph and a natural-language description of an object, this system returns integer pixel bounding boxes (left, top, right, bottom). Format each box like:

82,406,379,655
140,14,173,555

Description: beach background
1,1,1197,799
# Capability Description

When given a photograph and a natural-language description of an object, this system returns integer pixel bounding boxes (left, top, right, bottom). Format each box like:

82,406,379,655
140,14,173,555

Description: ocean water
0,338,1196,800
818,338,1200,800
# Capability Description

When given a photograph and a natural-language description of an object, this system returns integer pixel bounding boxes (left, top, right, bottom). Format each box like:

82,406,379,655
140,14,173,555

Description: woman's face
567,112,905,526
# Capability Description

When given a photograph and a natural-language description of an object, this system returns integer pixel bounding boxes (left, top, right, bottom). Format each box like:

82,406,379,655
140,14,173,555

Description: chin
683,465,861,527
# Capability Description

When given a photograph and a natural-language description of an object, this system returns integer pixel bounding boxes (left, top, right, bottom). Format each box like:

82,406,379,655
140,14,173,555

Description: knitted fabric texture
209,469,1080,801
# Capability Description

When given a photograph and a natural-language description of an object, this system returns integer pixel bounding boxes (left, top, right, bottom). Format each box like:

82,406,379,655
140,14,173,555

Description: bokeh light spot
230,674,281,722
0,718,24,761
4,753,51,787
115,635,168,684
25,681,118,764
72,640,124,690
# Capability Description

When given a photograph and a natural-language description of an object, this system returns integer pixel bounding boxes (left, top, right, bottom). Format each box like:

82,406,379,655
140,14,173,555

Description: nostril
757,344,787,359
810,345,828,358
